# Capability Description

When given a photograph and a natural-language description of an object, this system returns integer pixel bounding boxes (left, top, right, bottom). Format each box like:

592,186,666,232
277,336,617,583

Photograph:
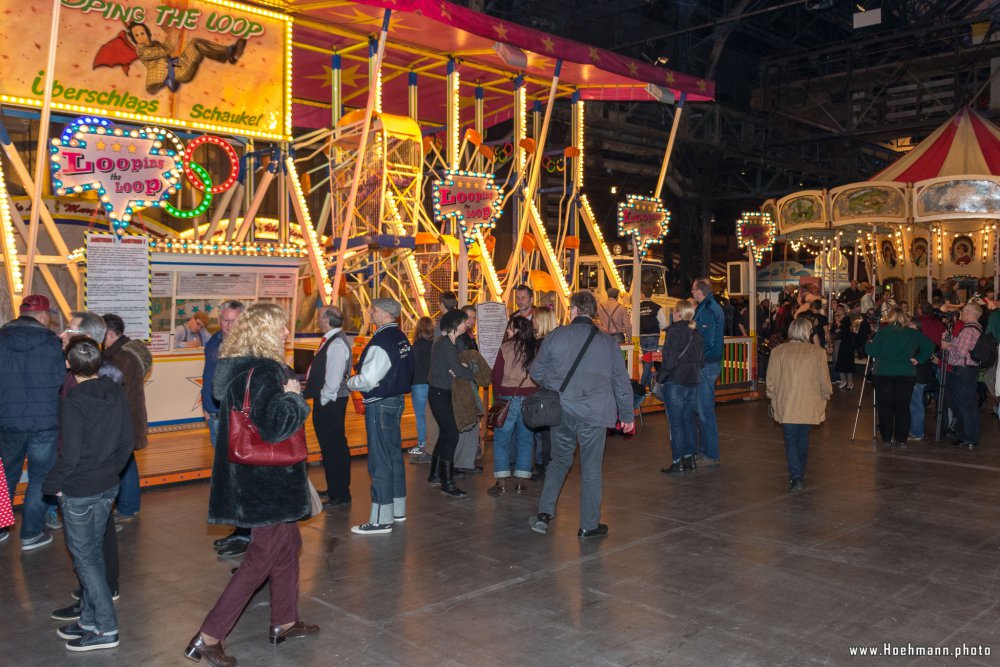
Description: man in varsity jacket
346,299,414,535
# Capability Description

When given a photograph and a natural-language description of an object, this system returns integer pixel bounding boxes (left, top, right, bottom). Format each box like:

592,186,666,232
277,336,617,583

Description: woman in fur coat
185,303,317,667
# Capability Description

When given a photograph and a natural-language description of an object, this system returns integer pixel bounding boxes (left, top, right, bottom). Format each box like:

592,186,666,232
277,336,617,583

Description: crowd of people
757,277,1000,492
4,272,998,662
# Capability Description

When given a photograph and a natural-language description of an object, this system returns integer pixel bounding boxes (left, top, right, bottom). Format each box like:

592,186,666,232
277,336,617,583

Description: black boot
427,455,441,485
682,454,697,471
439,460,467,498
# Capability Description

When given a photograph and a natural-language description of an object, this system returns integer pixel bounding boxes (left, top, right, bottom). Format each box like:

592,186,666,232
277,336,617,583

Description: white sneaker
21,532,53,551
351,523,392,535
407,446,425,455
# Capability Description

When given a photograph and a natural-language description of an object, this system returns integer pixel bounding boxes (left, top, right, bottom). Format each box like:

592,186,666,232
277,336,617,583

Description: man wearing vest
598,288,631,344
347,299,414,535
638,287,666,390
304,305,354,508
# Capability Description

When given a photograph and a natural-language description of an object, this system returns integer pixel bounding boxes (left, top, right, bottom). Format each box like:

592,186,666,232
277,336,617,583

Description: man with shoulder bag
528,291,634,539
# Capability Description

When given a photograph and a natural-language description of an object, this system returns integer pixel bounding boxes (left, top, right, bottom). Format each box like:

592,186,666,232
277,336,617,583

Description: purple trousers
200,521,302,639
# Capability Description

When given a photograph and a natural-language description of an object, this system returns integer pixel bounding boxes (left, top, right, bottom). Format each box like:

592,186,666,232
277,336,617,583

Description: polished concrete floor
3,389,1000,666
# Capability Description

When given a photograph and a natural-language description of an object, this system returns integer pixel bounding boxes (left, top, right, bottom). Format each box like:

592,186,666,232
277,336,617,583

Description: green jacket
987,309,1000,342
865,326,934,377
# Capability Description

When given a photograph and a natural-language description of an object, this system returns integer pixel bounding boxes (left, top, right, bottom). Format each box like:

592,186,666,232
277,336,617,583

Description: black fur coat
208,356,311,527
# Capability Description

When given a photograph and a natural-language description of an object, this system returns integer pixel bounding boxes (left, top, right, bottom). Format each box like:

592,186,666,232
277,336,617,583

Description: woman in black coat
426,309,476,497
185,303,318,667
658,299,705,474
833,304,857,389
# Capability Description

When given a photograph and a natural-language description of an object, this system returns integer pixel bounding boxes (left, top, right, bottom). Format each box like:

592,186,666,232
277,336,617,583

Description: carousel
763,108,1000,305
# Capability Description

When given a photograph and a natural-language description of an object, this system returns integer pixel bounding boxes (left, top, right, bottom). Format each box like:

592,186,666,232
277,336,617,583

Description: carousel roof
288,0,715,131
872,108,1000,182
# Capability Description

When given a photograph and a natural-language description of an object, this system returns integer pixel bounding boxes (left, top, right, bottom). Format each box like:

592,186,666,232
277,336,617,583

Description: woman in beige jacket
766,318,833,493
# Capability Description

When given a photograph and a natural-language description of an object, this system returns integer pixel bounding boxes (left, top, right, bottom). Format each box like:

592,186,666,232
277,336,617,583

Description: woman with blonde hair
185,303,317,666
659,299,704,474
767,317,833,493
532,306,557,340
865,306,933,446
529,306,557,480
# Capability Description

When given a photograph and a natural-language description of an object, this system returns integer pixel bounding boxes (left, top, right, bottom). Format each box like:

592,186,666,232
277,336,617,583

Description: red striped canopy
290,0,715,131
872,108,1000,182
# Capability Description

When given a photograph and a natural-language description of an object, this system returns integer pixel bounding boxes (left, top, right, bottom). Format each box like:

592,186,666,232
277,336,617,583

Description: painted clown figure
94,23,246,95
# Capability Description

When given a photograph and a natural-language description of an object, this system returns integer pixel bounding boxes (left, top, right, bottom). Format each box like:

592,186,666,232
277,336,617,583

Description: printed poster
476,301,508,369
85,232,151,339
0,0,290,140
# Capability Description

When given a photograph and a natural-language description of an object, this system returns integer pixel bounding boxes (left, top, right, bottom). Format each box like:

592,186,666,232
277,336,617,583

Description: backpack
969,324,998,369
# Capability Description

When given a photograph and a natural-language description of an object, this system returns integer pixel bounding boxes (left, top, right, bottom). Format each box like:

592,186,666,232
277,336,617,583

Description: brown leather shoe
269,620,319,645
184,633,237,667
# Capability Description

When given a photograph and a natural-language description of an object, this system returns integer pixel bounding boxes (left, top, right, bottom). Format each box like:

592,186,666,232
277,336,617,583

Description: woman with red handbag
487,316,538,496
185,303,317,667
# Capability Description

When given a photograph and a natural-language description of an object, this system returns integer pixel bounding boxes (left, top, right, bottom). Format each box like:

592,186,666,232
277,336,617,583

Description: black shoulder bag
522,328,598,429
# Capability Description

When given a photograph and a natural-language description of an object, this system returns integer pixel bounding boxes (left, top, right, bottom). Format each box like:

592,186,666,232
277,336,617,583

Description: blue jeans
364,396,405,523
116,454,140,516
782,423,811,481
411,384,429,446
491,396,534,478
206,412,220,449
0,429,58,539
663,382,697,462
639,335,660,388
695,361,721,461
909,383,927,438
62,485,119,634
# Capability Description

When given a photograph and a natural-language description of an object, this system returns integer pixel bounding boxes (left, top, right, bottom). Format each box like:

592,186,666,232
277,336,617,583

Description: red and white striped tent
872,108,1000,182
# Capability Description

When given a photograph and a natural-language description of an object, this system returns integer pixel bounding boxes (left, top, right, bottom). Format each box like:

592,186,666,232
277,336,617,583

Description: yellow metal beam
0,142,81,288
37,264,72,317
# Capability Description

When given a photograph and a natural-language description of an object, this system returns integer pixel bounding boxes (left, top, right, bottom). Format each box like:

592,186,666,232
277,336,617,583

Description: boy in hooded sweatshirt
43,337,133,652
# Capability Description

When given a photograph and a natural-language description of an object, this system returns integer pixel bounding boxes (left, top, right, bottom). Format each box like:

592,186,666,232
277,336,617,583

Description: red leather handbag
227,368,308,467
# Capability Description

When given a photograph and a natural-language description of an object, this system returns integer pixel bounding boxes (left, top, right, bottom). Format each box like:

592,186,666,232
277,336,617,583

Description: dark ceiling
457,0,1000,284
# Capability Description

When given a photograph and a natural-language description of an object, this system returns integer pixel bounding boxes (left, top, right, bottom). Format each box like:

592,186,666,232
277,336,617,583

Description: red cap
19,294,51,313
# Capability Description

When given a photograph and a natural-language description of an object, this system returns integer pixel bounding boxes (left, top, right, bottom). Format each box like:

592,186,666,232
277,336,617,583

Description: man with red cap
0,295,66,549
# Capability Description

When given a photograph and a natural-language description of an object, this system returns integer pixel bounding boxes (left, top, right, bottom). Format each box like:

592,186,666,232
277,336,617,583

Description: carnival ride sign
0,0,291,140
616,195,669,258
736,211,776,265
432,170,503,246
50,116,239,233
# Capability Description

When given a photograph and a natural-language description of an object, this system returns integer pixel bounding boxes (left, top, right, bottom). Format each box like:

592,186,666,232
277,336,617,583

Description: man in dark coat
0,294,66,549
101,314,148,522
692,277,725,466
200,300,248,556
